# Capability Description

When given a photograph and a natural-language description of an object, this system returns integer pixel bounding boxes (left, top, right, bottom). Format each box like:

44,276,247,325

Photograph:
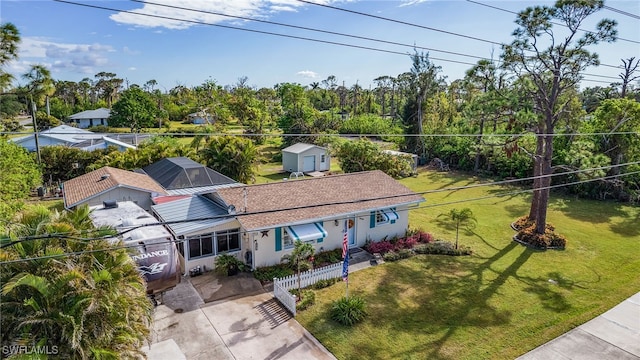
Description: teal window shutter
317,237,323,243
370,211,376,228
275,228,282,251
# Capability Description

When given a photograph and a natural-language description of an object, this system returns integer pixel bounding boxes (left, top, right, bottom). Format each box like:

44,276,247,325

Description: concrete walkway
517,291,640,360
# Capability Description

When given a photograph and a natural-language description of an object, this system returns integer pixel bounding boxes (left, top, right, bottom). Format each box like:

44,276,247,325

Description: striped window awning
287,223,327,242
380,208,399,222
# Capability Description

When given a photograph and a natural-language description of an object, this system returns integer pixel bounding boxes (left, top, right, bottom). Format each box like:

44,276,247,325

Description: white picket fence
273,262,343,317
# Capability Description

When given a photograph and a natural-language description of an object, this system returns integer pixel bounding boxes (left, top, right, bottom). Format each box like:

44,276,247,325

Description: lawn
296,169,640,360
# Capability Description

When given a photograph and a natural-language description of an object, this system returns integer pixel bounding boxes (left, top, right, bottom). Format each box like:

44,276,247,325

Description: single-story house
67,108,110,128
11,125,134,152
282,143,330,173
382,150,419,171
138,157,241,195
186,110,213,125
63,166,167,210
164,170,423,272
11,125,102,152
151,194,239,274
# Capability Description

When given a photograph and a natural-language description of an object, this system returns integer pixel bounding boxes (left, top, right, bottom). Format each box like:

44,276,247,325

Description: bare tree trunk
535,133,553,234
528,131,544,221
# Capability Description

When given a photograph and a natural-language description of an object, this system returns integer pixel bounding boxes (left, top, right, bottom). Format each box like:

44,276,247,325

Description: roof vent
100,174,110,181
103,200,118,209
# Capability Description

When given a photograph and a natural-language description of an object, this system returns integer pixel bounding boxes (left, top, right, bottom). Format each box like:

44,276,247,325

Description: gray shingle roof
215,170,424,231
282,143,325,154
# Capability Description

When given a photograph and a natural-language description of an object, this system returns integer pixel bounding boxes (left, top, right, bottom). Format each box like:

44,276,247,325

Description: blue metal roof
151,195,232,236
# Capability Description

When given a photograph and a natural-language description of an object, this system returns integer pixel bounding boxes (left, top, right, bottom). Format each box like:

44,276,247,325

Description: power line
135,0,489,63
603,5,640,20
53,0,623,81
136,0,622,81
295,0,626,70
2,167,638,264
3,131,638,138
52,0,477,67
467,0,640,45
3,161,638,249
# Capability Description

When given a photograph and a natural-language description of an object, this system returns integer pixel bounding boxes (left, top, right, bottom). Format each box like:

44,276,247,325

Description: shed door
303,155,315,172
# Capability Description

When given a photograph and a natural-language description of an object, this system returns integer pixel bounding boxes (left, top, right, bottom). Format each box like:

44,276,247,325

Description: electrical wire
603,5,640,20
3,131,639,138
467,0,640,45
52,0,624,81
295,0,628,70
2,167,638,265
2,161,638,250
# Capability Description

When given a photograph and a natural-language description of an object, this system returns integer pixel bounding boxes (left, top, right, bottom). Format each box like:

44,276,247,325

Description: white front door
303,155,315,172
346,217,356,247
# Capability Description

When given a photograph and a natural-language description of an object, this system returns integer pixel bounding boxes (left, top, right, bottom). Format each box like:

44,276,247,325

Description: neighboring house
211,170,425,269
282,143,330,173
11,124,133,152
151,194,240,275
67,108,110,128
139,157,241,195
63,166,167,210
186,110,213,125
11,125,102,152
382,150,419,171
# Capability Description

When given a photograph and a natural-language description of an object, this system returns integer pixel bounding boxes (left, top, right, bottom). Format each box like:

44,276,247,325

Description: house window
188,233,214,259
217,229,240,253
321,154,326,162
375,210,389,226
283,228,294,248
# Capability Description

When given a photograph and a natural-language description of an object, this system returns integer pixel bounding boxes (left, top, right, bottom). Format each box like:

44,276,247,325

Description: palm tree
438,208,477,249
200,135,258,183
1,205,152,358
0,22,21,91
281,240,314,300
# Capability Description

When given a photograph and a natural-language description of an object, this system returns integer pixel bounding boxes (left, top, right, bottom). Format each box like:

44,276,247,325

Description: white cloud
399,0,430,7
297,70,319,79
107,0,345,30
129,67,137,71
14,37,115,77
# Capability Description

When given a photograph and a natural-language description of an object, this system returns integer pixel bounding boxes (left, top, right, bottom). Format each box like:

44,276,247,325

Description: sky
2,0,639,91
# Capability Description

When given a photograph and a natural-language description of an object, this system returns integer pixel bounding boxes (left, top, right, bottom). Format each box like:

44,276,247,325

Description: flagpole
342,219,350,299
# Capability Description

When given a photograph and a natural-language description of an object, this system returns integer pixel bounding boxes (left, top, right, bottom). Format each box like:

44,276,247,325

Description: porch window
188,233,214,259
372,208,399,227
217,229,240,253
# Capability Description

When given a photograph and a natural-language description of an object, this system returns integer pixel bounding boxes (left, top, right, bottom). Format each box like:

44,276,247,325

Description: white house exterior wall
74,118,108,129
180,219,243,275
250,205,410,269
79,188,155,211
282,147,330,172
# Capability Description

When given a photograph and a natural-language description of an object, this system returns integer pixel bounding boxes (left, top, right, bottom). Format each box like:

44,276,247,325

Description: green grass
296,169,640,360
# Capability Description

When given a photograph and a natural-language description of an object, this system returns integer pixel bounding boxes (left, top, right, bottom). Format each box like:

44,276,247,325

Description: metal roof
11,125,101,145
165,182,243,195
142,157,238,190
282,143,326,154
151,195,232,236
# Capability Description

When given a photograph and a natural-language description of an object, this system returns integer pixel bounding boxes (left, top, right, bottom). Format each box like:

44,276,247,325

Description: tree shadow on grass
608,208,640,237
548,197,628,225
385,242,571,359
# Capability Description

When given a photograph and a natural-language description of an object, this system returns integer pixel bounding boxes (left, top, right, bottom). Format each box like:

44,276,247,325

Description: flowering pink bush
365,240,395,254
418,231,433,243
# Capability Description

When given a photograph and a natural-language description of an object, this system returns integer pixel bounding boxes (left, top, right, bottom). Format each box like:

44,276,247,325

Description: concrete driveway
144,276,336,360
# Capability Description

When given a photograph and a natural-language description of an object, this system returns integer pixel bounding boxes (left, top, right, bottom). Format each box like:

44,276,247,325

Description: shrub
512,215,534,231
365,240,395,254
397,248,413,259
214,254,246,276
413,241,472,256
253,264,294,283
418,231,434,243
311,278,339,290
383,251,401,262
314,248,343,266
296,290,316,311
516,224,567,250
330,296,368,326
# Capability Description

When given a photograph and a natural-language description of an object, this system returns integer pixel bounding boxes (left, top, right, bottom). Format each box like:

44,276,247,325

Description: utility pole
30,94,41,164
